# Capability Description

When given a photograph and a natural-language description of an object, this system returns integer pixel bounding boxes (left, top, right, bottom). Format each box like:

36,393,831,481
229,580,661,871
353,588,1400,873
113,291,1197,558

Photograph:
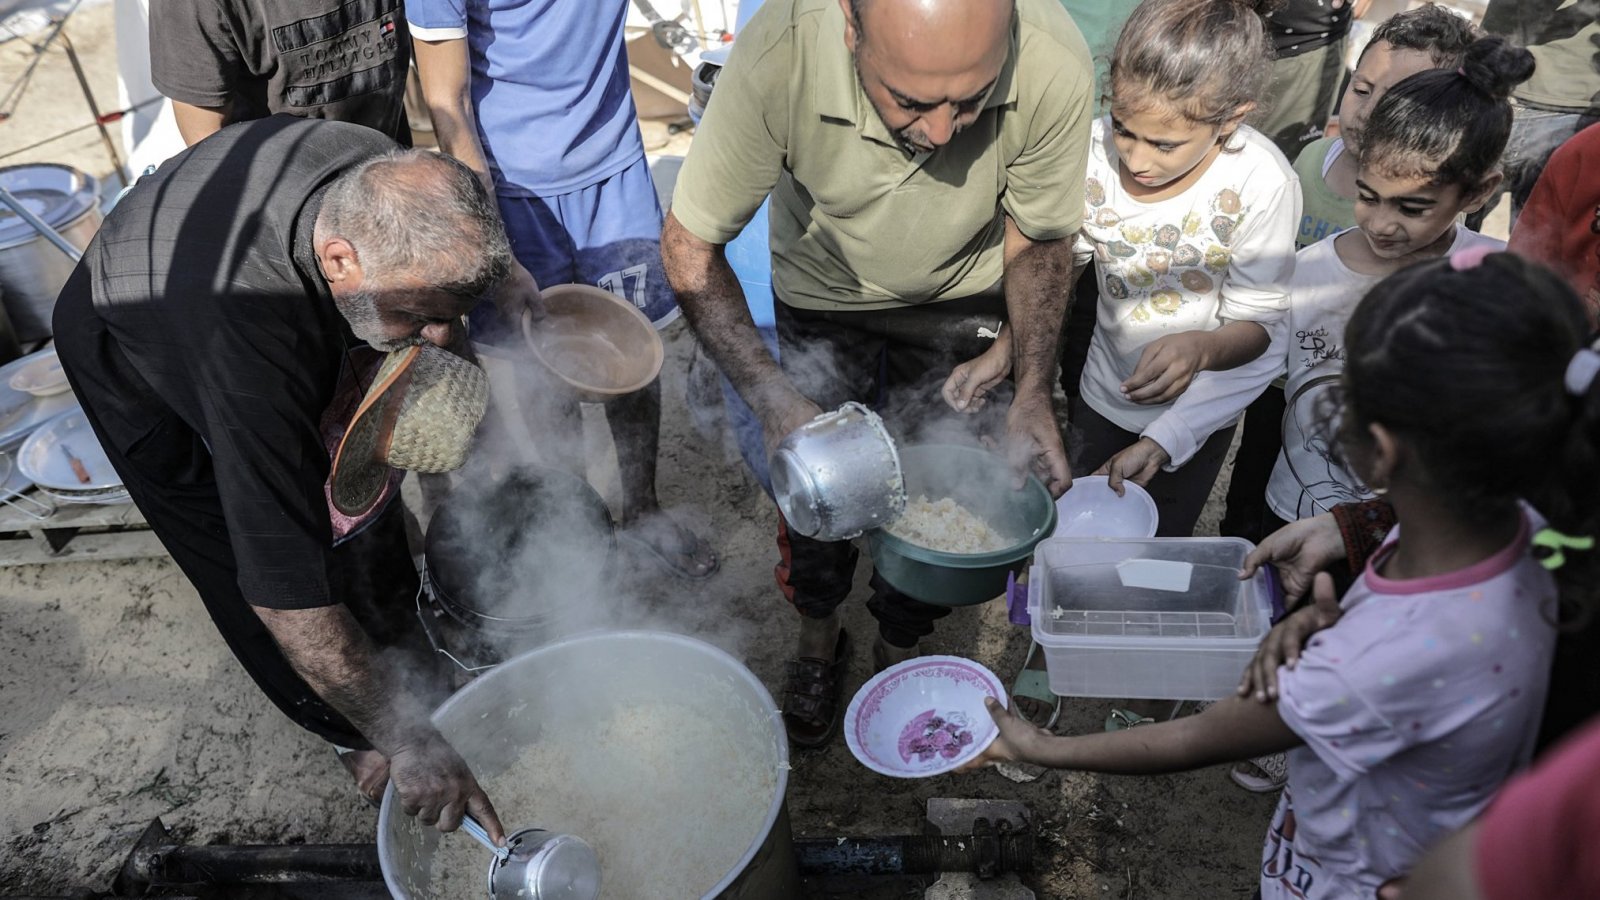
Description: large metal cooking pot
421,466,615,667
0,164,101,342
378,631,802,899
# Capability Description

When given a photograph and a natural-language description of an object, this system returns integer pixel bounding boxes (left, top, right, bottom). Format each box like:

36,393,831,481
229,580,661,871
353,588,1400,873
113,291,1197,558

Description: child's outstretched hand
1237,572,1344,702
1093,437,1171,493
956,697,1045,772
1240,512,1344,604
943,336,1012,414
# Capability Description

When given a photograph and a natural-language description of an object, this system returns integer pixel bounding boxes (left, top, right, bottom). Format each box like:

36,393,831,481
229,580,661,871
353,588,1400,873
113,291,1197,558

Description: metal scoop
460,815,601,900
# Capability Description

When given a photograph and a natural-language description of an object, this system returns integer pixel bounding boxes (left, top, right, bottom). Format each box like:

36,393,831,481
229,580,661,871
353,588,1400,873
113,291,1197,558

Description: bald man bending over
662,0,1092,748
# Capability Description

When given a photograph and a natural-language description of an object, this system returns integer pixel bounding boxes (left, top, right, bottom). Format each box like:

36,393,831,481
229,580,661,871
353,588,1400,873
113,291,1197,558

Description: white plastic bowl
1051,475,1159,539
844,655,1006,778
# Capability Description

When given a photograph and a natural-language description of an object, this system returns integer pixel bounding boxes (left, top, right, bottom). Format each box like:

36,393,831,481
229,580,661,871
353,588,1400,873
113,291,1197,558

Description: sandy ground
0,5,1509,898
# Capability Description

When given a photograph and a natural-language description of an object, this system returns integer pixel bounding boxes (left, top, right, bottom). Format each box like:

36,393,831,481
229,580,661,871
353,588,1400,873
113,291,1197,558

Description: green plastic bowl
867,444,1058,607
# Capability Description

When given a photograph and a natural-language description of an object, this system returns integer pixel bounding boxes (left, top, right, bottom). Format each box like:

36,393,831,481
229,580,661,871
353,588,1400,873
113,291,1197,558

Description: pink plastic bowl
844,655,1006,778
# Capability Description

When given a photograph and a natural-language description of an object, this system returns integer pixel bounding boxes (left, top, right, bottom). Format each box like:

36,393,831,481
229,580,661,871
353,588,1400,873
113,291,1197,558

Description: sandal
781,629,851,749
1011,641,1061,730
1230,753,1289,793
1104,708,1157,731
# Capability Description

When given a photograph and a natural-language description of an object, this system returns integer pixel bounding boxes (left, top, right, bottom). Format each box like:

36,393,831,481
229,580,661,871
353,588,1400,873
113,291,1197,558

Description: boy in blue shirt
410,0,716,577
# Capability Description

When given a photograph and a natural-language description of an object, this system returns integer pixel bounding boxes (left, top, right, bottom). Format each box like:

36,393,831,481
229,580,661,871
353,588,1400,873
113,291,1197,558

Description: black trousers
773,294,1012,648
54,269,430,750
1220,388,1288,543
1069,399,1237,538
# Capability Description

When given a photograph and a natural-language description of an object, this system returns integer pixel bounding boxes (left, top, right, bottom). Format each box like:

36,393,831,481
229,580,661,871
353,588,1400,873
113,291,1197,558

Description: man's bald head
842,0,1013,154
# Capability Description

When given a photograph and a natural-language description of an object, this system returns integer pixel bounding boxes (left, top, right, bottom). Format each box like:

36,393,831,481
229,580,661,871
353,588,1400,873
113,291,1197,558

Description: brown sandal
781,629,851,749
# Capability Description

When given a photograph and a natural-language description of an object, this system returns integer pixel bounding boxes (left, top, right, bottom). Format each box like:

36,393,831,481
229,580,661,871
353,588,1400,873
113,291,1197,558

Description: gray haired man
53,115,510,841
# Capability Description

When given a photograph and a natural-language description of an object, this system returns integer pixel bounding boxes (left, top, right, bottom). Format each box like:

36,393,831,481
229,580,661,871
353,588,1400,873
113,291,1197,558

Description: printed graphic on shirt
1283,374,1368,518
1261,793,1322,899
273,0,401,109
1298,212,1339,247
1294,324,1344,372
1085,179,1247,323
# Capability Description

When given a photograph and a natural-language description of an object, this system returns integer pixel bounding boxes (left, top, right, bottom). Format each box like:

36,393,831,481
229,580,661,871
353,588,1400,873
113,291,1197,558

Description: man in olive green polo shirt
662,0,1091,748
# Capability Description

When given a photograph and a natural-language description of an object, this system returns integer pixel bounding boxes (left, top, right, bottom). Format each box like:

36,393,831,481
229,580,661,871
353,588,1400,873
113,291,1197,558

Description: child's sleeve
1216,176,1302,324
1275,635,1406,782
1140,321,1288,468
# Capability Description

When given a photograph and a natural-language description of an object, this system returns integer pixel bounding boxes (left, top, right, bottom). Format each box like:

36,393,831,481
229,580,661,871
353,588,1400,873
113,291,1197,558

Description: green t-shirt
672,0,1094,310
1292,137,1354,248
1055,0,1139,114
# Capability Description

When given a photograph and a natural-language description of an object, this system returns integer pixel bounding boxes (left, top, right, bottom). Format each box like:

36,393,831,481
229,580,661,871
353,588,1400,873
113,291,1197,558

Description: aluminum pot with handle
769,401,905,541
0,163,101,342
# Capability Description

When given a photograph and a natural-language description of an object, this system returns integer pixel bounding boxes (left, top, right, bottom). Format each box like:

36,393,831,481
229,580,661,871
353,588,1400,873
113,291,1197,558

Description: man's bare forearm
1002,222,1075,397
661,212,805,423
254,605,431,753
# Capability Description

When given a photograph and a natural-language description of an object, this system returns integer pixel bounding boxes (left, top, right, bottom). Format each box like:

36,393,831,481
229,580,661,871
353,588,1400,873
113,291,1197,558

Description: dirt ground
0,5,1507,898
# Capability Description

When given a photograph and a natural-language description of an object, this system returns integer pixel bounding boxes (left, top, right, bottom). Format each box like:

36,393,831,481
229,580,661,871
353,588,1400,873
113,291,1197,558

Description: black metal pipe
794,829,1032,877
138,844,382,885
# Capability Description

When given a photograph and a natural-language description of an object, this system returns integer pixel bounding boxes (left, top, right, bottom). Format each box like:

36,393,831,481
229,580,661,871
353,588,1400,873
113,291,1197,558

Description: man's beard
336,289,420,352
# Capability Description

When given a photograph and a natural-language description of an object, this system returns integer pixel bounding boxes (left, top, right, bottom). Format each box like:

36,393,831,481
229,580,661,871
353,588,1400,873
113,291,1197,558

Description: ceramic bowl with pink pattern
844,656,1006,778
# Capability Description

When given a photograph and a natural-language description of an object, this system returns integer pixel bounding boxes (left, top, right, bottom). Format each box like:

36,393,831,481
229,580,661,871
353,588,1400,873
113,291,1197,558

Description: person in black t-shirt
1253,0,1367,158
53,115,513,842
151,0,413,146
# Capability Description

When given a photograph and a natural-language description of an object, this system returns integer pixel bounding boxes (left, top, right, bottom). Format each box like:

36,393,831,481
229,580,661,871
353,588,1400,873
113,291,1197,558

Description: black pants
1059,265,1099,405
1069,399,1236,538
54,270,429,750
773,294,1012,648
1220,388,1288,543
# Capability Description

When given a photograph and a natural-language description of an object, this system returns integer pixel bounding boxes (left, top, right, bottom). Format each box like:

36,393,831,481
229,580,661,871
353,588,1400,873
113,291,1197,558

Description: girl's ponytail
1458,35,1538,101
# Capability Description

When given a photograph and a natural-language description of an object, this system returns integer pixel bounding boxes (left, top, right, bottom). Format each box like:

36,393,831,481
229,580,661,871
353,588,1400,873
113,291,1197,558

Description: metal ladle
459,815,602,899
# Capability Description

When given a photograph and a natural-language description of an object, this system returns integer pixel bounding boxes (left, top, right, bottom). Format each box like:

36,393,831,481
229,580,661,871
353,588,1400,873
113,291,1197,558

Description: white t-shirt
1144,226,1504,476
1262,509,1556,899
1264,227,1506,521
1077,118,1300,432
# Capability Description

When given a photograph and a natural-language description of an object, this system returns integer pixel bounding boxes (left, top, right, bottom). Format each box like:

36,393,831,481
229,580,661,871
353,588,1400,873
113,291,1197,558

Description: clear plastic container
1027,537,1275,700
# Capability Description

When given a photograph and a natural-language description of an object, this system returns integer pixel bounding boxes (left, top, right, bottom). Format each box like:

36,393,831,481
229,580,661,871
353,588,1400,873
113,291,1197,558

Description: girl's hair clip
1449,245,1496,271
1533,528,1596,571
1568,348,1600,397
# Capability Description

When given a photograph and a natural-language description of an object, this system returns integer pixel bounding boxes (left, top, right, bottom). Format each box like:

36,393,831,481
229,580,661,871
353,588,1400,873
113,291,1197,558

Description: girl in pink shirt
962,247,1600,899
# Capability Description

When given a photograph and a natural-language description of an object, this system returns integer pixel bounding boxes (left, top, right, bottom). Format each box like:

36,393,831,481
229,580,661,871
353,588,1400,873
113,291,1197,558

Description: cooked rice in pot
886,496,1008,554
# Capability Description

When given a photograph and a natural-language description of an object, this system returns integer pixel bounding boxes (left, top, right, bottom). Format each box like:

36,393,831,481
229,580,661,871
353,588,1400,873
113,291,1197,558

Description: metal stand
1,0,131,186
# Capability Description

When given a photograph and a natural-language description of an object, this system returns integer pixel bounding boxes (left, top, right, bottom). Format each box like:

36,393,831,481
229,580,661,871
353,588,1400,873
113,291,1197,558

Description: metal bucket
420,466,615,670
377,631,802,899
0,163,101,342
